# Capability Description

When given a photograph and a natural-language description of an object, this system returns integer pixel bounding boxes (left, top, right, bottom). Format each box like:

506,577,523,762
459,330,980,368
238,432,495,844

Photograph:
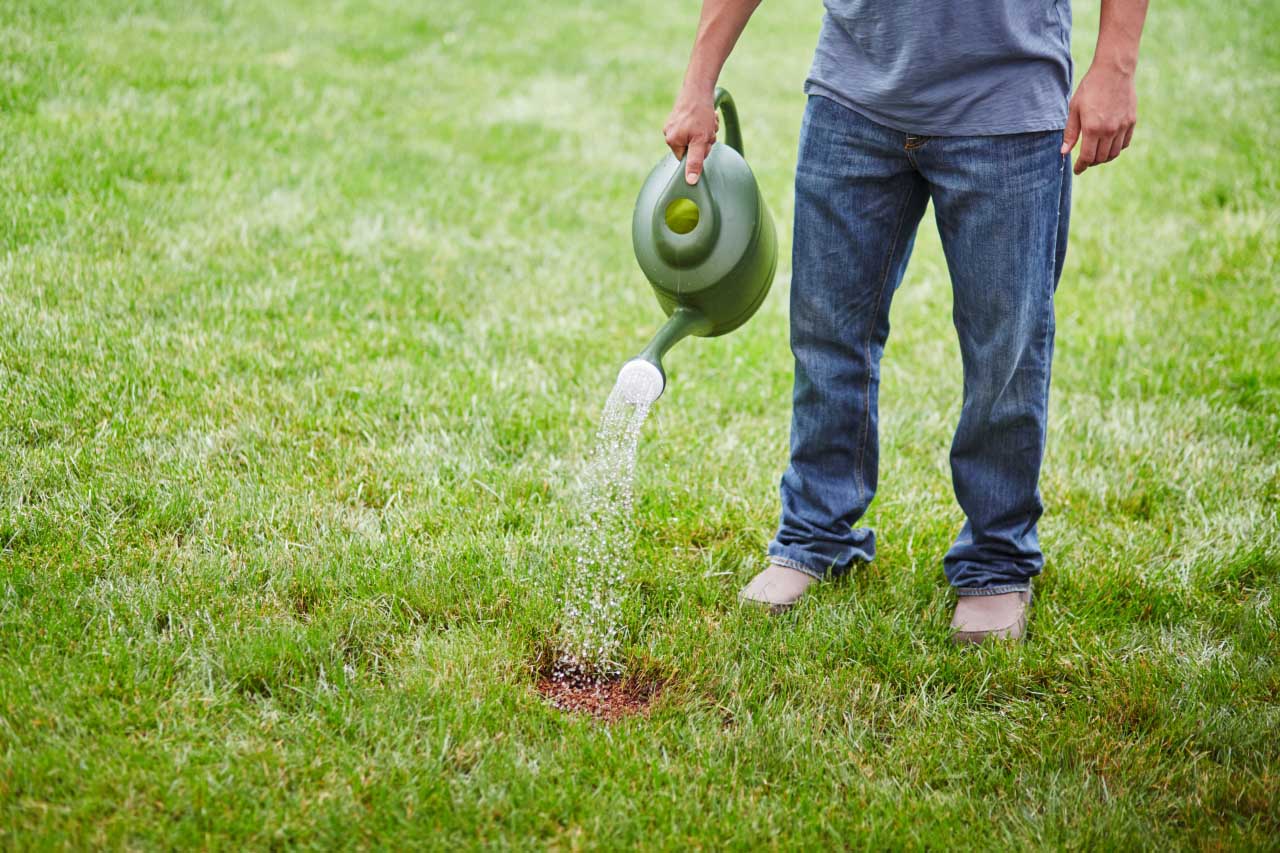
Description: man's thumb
1061,103,1081,155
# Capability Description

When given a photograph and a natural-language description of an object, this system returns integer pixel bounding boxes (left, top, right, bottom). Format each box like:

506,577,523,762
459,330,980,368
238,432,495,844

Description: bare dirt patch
529,641,669,722
536,670,660,722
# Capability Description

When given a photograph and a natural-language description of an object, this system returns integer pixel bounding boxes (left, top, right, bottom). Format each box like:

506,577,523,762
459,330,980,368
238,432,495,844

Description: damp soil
536,670,662,722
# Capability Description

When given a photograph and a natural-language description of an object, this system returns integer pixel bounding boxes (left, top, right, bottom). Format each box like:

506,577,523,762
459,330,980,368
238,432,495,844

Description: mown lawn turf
2,0,1278,847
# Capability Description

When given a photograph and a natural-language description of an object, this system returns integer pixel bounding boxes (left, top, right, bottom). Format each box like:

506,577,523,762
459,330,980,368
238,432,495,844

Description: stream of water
554,364,663,684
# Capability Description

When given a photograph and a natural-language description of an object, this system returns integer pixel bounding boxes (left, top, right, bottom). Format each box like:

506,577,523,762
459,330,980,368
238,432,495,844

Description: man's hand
664,90,719,185
1061,67,1138,175
1062,0,1148,176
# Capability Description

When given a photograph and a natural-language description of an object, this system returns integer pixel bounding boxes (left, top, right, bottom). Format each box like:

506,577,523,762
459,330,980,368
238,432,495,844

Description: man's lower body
747,95,1071,639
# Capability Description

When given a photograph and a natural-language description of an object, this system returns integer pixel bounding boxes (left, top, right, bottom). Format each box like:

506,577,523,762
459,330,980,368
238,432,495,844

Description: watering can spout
617,307,713,403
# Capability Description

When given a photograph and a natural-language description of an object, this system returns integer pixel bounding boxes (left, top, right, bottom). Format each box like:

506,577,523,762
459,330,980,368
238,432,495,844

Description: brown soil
536,672,660,722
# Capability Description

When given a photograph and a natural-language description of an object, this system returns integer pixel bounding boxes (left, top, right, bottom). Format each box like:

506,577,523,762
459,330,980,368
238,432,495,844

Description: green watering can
617,87,777,402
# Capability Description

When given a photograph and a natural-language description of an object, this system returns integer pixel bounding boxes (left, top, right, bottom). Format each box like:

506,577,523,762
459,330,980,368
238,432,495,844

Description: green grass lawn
2,0,1278,847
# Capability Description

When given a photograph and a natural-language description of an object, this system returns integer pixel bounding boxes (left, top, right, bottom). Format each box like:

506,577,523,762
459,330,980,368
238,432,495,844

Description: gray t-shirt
806,0,1073,136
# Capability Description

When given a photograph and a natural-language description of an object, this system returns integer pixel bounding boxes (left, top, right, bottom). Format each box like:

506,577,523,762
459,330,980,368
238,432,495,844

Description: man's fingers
1074,131,1100,175
1121,125,1135,150
664,129,687,161
1105,133,1125,163
1061,102,1081,155
685,138,712,184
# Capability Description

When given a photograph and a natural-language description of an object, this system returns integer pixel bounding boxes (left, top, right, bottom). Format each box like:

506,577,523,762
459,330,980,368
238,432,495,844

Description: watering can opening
615,358,666,405
664,198,700,235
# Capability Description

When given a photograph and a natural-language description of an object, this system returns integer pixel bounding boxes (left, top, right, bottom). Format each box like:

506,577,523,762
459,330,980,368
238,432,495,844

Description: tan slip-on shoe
950,588,1032,644
738,563,818,613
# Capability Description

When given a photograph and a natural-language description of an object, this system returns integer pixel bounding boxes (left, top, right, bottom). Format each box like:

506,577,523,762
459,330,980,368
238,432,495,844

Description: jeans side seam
1043,154,1068,422
855,182,919,507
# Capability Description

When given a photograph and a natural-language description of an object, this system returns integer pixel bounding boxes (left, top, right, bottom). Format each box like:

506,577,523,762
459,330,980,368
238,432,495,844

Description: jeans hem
953,581,1033,597
766,555,828,583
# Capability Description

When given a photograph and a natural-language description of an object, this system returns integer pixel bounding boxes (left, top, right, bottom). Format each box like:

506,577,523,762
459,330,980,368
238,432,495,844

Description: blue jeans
767,95,1071,594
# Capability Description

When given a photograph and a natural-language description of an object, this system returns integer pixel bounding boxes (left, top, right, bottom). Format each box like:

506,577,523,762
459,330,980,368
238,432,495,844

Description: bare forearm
664,0,761,184
1092,0,1149,76
680,0,762,99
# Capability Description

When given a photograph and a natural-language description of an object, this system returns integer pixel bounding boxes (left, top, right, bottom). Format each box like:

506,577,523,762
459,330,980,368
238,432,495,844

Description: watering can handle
714,87,744,157
650,88,742,267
